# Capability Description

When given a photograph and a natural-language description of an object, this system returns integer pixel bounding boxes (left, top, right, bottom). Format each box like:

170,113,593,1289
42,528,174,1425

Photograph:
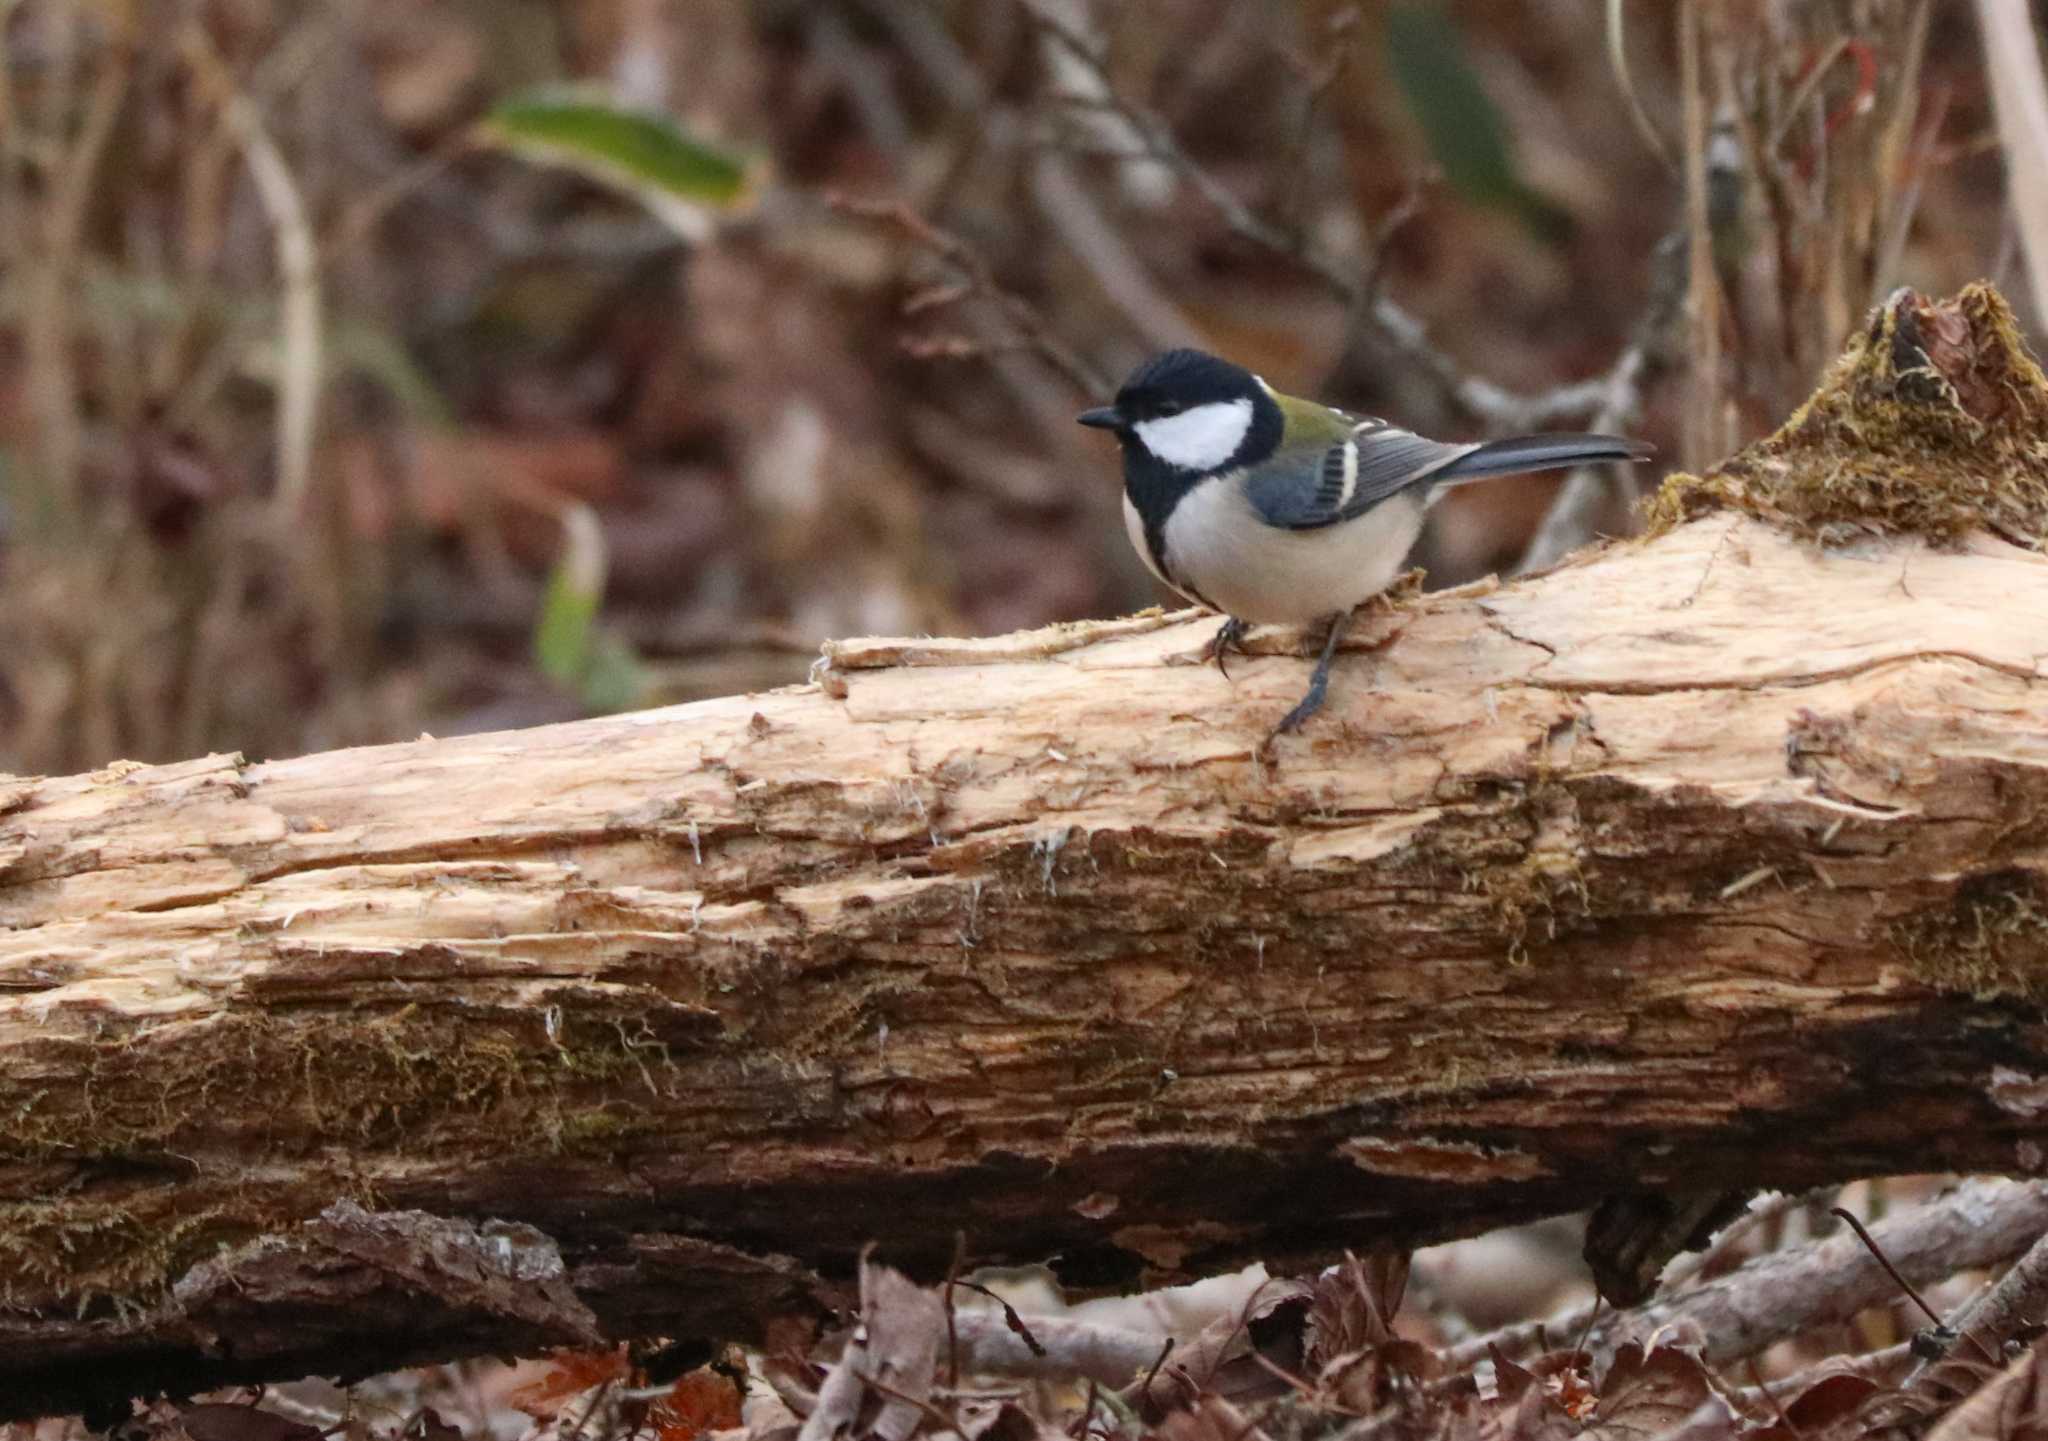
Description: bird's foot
1203,616,1250,679
1267,611,1350,743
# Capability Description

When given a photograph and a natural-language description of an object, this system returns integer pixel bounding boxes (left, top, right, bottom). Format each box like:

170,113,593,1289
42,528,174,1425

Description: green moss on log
0,1006,674,1163
1646,283,2048,546
1889,869,2048,1003
0,1005,682,1310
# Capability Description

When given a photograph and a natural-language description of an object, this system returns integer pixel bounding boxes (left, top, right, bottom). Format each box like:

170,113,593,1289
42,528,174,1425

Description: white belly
1152,477,1426,624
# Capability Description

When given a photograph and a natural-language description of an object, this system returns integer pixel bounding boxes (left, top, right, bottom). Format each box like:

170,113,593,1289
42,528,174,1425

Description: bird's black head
1077,348,1281,477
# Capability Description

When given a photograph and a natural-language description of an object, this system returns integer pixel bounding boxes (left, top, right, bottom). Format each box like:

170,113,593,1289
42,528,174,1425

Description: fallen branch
5,286,2048,1416
1892,1221,2048,1418
1454,1179,2048,1373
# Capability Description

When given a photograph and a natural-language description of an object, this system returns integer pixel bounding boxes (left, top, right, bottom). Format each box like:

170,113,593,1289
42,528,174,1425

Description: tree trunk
4,285,2047,1416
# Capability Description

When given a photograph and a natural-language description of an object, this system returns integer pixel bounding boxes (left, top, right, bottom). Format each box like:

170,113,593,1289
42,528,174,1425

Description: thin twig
1743,1340,1913,1408
1029,153,1201,352
1014,0,1639,433
1278,7,1361,232
944,1231,966,1389
563,1379,615,1441
1829,1206,1946,1330
1866,0,1934,307
1679,0,1723,471
947,1279,1048,1358
1744,1357,1799,1435
321,127,480,269
1450,1180,2048,1374
1766,37,1855,157
830,191,1112,398
20,7,132,527
1605,0,1675,170
1972,0,2048,325
1356,180,1432,328
181,25,323,519
1139,1337,1175,1404
1898,1224,2048,1398
1571,1296,1604,1361
1073,1379,1100,1441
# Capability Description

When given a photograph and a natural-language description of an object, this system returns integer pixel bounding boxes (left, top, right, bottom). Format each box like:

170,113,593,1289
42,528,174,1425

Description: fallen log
5,285,2048,1416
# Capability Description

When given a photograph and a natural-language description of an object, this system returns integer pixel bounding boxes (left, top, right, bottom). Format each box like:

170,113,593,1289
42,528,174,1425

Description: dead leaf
1494,1385,1582,1441
1302,1251,1435,1414
175,1405,323,1441
509,1344,633,1419
1140,1278,1314,1415
1153,1395,1274,1441
1584,1338,1717,1441
1306,1251,1413,1367
1748,1369,1880,1441
654,1367,748,1441
1926,1337,2048,1441
1477,1347,1599,1441
796,1260,945,1441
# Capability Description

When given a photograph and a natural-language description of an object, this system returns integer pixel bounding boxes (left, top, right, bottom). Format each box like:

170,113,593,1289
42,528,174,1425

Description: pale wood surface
4,510,2048,1413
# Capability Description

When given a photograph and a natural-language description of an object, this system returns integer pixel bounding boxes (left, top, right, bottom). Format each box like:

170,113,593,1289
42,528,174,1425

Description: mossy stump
1647,282,2048,546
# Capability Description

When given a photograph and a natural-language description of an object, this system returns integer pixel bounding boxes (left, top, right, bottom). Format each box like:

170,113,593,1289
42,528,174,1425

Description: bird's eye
1155,400,1183,417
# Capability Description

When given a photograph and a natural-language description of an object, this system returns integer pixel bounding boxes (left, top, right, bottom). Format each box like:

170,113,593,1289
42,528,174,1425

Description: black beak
1076,406,1123,430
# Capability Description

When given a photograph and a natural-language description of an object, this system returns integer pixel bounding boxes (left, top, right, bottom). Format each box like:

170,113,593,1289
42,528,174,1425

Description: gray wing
1245,419,1477,532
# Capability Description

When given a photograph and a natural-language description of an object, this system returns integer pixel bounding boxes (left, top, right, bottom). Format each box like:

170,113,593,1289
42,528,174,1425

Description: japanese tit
1078,348,1652,735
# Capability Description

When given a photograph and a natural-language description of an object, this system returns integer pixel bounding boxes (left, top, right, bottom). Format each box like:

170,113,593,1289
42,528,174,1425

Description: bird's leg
1203,616,1250,679
1271,610,1350,738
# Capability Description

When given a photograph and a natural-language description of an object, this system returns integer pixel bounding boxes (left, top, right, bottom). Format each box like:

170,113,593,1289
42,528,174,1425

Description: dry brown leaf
1583,1336,1719,1441
1152,1394,1275,1441
1747,1369,1880,1441
1926,1337,2048,1441
1306,1251,1413,1366
655,1368,748,1441
1302,1249,1434,1415
1474,1347,1596,1441
509,1344,634,1419
1495,1386,1583,1441
1141,1278,1314,1414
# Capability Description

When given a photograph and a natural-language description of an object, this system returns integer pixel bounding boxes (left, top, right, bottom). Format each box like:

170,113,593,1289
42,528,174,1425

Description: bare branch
830,191,1113,398
1450,1180,2048,1375
1895,1225,2048,1413
1013,0,1649,434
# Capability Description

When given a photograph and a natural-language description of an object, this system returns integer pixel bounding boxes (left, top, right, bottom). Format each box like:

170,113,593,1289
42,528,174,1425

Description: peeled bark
4,285,2048,1415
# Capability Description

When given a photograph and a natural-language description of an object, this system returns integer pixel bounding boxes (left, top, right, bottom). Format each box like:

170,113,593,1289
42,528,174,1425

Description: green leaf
481,88,752,237
1384,4,1570,241
532,502,648,710
578,630,649,713
533,503,607,687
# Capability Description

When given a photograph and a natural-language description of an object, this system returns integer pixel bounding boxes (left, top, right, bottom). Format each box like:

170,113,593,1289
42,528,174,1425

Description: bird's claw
1203,616,1250,680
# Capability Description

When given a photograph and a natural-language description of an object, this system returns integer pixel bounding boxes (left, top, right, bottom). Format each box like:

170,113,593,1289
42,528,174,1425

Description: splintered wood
4,501,2048,1410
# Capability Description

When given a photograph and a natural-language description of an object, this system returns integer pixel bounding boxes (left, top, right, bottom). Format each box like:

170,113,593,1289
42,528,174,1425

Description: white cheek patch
1133,398,1253,471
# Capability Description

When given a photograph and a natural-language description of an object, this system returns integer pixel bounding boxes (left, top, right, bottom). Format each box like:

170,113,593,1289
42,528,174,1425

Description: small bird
1078,348,1652,735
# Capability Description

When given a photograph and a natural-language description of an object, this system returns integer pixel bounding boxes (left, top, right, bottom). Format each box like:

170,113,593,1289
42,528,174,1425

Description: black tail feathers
1434,432,1655,486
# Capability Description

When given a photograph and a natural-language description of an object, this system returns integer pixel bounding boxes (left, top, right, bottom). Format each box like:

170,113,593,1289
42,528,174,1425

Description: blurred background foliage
0,0,2020,774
